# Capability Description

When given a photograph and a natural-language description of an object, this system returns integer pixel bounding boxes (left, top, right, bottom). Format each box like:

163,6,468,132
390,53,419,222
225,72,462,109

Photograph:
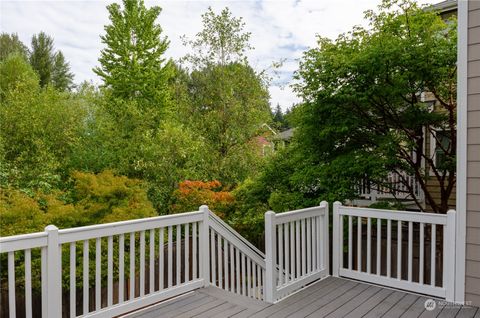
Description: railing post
265,211,277,303
320,201,329,276
45,225,62,318
332,202,342,277
199,205,210,287
444,210,456,302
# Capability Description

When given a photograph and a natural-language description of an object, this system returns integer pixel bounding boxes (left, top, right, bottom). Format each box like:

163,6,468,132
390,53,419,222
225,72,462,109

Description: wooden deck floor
123,277,479,318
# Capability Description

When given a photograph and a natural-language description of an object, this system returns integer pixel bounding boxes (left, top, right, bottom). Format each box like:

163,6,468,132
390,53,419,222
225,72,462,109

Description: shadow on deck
121,277,479,318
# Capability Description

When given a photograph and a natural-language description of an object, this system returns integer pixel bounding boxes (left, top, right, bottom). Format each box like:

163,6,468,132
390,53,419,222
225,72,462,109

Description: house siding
466,0,480,306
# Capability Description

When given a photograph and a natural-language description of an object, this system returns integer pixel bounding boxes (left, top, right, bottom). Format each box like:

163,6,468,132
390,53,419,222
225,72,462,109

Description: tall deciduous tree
293,0,456,213
94,0,172,109
178,7,271,184
181,7,252,67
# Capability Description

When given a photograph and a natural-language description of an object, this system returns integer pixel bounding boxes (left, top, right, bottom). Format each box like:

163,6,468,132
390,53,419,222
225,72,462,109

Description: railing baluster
285,223,289,283
397,221,402,280
296,220,300,278
119,234,125,302
387,219,391,278
224,239,229,291
168,226,173,288
348,216,352,270
408,222,413,282
420,222,424,284
25,249,32,318
185,223,189,282
108,236,113,306
301,218,306,276
312,217,317,271
130,233,135,299
262,268,266,301
159,227,164,290
69,244,75,318
317,215,322,270
247,258,251,297
338,215,343,271
307,217,311,274
83,240,89,314
252,262,257,298
96,238,101,310
149,229,154,293
8,251,15,318
278,224,283,285
367,217,371,274
431,224,436,286
235,248,240,294
193,223,197,279
257,264,261,300
377,219,381,275
176,225,181,285
41,247,47,318
357,217,362,272
210,229,216,286
230,242,234,292
241,253,246,296
290,221,295,279
137,233,144,297
218,233,223,288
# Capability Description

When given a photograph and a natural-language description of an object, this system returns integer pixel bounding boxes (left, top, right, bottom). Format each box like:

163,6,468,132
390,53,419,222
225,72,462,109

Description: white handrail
332,202,456,302
0,209,208,318
264,202,329,303
207,209,266,301
208,211,265,260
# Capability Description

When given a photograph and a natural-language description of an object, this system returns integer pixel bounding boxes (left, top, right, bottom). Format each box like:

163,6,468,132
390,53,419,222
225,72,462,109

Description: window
431,129,453,171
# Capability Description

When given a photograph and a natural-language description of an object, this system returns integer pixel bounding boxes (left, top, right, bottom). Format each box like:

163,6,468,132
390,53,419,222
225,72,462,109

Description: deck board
123,277,478,318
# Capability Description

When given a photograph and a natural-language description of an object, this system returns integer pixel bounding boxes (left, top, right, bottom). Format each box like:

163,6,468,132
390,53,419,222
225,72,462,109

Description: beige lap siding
466,0,480,307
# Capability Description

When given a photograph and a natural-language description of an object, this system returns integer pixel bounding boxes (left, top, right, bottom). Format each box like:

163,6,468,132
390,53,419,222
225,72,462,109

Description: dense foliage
0,0,457,254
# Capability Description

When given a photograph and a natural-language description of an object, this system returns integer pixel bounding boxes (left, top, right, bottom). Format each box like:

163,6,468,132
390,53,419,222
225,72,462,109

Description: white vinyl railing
331,202,456,301
358,171,424,203
1,205,308,317
208,211,266,300
2,201,457,317
264,202,329,303
0,209,209,318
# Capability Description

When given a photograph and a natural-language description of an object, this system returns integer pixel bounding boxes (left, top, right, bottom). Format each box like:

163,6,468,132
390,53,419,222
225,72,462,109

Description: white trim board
455,0,468,304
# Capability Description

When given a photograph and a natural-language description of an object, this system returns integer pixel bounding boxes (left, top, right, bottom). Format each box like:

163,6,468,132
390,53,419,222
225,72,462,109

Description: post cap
45,225,59,231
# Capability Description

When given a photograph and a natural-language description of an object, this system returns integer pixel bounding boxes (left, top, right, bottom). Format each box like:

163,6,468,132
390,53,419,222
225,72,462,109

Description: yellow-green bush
0,170,156,236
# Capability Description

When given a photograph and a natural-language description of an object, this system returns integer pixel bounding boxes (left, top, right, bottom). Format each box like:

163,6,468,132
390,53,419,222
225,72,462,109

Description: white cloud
0,0,442,112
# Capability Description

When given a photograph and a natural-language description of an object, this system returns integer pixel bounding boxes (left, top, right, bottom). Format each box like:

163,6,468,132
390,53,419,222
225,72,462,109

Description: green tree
94,0,172,109
0,33,29,61
29,32,55,88
179,7,271,184
293,0,457,213
51,51,74,91
272,104,289,131
29,32,74,90
0,55,85,191
182,7,252,67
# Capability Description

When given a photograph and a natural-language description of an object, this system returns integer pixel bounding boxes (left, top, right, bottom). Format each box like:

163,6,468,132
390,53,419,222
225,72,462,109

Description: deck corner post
199,205,210,287
321,201,330,276
332,201,342,277
445,209,456,302
45,225,62,318
265,210,277,303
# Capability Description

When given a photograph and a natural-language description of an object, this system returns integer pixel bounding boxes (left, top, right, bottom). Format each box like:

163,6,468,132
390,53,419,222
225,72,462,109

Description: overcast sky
0,0,441,111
